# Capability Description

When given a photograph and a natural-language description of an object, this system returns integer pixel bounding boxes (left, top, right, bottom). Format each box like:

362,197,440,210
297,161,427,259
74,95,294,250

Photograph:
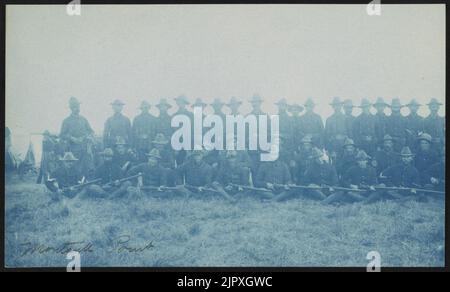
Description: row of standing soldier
40,95,445,204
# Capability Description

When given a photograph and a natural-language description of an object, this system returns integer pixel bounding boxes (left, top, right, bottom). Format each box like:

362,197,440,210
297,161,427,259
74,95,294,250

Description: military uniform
154,99,174,142
335,139,358,177
132,101,157,162
288,103,304,147
324,97,348,155
423,99,445,152
385,99,407,152
414,134,439,174
353,99,376,155
373,97,389,148
343,99,356,140
256,160,294,201
423,160,445,191
404,99,424,151
50,152,84,198
299,99,324,148
104,100,132,148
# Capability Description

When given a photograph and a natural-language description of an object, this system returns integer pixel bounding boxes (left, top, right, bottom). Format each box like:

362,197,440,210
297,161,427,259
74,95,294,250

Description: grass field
5,174,445,268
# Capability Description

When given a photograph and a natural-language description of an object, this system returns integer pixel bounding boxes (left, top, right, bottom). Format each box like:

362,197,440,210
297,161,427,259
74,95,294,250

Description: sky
5,4,446,161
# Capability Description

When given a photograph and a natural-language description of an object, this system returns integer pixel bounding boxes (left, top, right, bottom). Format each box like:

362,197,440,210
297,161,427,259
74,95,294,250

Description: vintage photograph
4,4,445,269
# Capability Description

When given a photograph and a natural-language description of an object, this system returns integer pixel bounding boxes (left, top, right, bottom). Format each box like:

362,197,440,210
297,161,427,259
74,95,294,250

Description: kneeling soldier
323,150,378,205
127,148,168,194
47,152,84,199
256,157,293,200
78,148,131,199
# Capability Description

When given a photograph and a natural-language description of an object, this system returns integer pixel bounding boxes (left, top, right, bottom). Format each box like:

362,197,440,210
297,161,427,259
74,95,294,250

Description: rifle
371,186,445,195
140,185,179,191
230,184,272,193
273,183,368,193
102,173,142,188
59,178,103,193
184,184,221,194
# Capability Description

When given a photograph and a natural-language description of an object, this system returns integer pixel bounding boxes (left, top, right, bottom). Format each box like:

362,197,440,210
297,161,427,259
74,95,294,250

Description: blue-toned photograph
4,4,445,269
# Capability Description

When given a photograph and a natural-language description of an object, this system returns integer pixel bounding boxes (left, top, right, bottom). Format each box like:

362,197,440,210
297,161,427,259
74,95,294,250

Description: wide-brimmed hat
301,135,313,144
356,150,370,161
417,133,432,143
174,95,190,105
390,98,403,108
156,98,172,108
146,148,161,159
343,138,355,147
227,96,242,106
400,146,414,157
152,133,169,145
427,98,443,106
275,98,288,106
304,98,315,107
192,98,207,107
343,99,353,108
406,99,421,107
110,99,125,106
60,152,79,161
69,97,81,106
211,98,225,107
249,95,264,103
359,98,372,108
139,101,151,110
329,97,343,106
289,103,304,112
115,136,127,145
100,148,114,157
383,134,394,142
374,97,388,106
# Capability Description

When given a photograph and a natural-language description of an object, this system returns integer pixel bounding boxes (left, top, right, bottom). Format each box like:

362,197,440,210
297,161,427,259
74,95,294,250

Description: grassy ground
5,174,445,268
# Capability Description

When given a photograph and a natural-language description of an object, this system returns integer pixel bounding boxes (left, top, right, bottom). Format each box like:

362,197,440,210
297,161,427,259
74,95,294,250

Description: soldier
292,135,314,184
366,146,423,203
324,97,347,161
298,148,340,200
414,133,439,174
173,95,193,166
37,131,63,184
227,96,242,116
127,148,168,191
372,134,400,175
246,94,267,178
373,97,389,147
287,103,304,147
335,138,358,178
298,98,324,148
59,97,95,174
210,150,250,202
154,98,173,141
256,158,293,201
78,148,130,199
423,147,445,192
175,150,216,197
103,99,132,148
113,136,137,172
132,101,156,162
405,99,424,152
323,150,378,205
385,98,407,152
152,133,177,186
423,98,445,153
343,99,355,139
353,98,376,156
48,152,84,199
210,98,226,119
276,98,294,158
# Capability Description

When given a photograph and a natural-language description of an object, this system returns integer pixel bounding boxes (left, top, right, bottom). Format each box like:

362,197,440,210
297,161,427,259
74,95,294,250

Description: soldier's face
343,106,352,115
159,105,170,113
141,106,150,113
147,157,158,166
251,102,262,111
228,157,237,166
401,156,413,164
116,145,126,154
229,104,240,114
332,104,342,112
278,104,288,112
70,105,80,115
193,154,202,164
104,156,113,163
391,106,401,114
383,140,393,150
419,140,430,151
409,105,419,114
63,161,75,169
112,105,123,114
302,143,312,151
357,160,368,168
344,145,355,154
177,102,187,110
305,105,314,112
375,105,386,113
213,105,222,113
361,106,371,114
429,104,440,113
